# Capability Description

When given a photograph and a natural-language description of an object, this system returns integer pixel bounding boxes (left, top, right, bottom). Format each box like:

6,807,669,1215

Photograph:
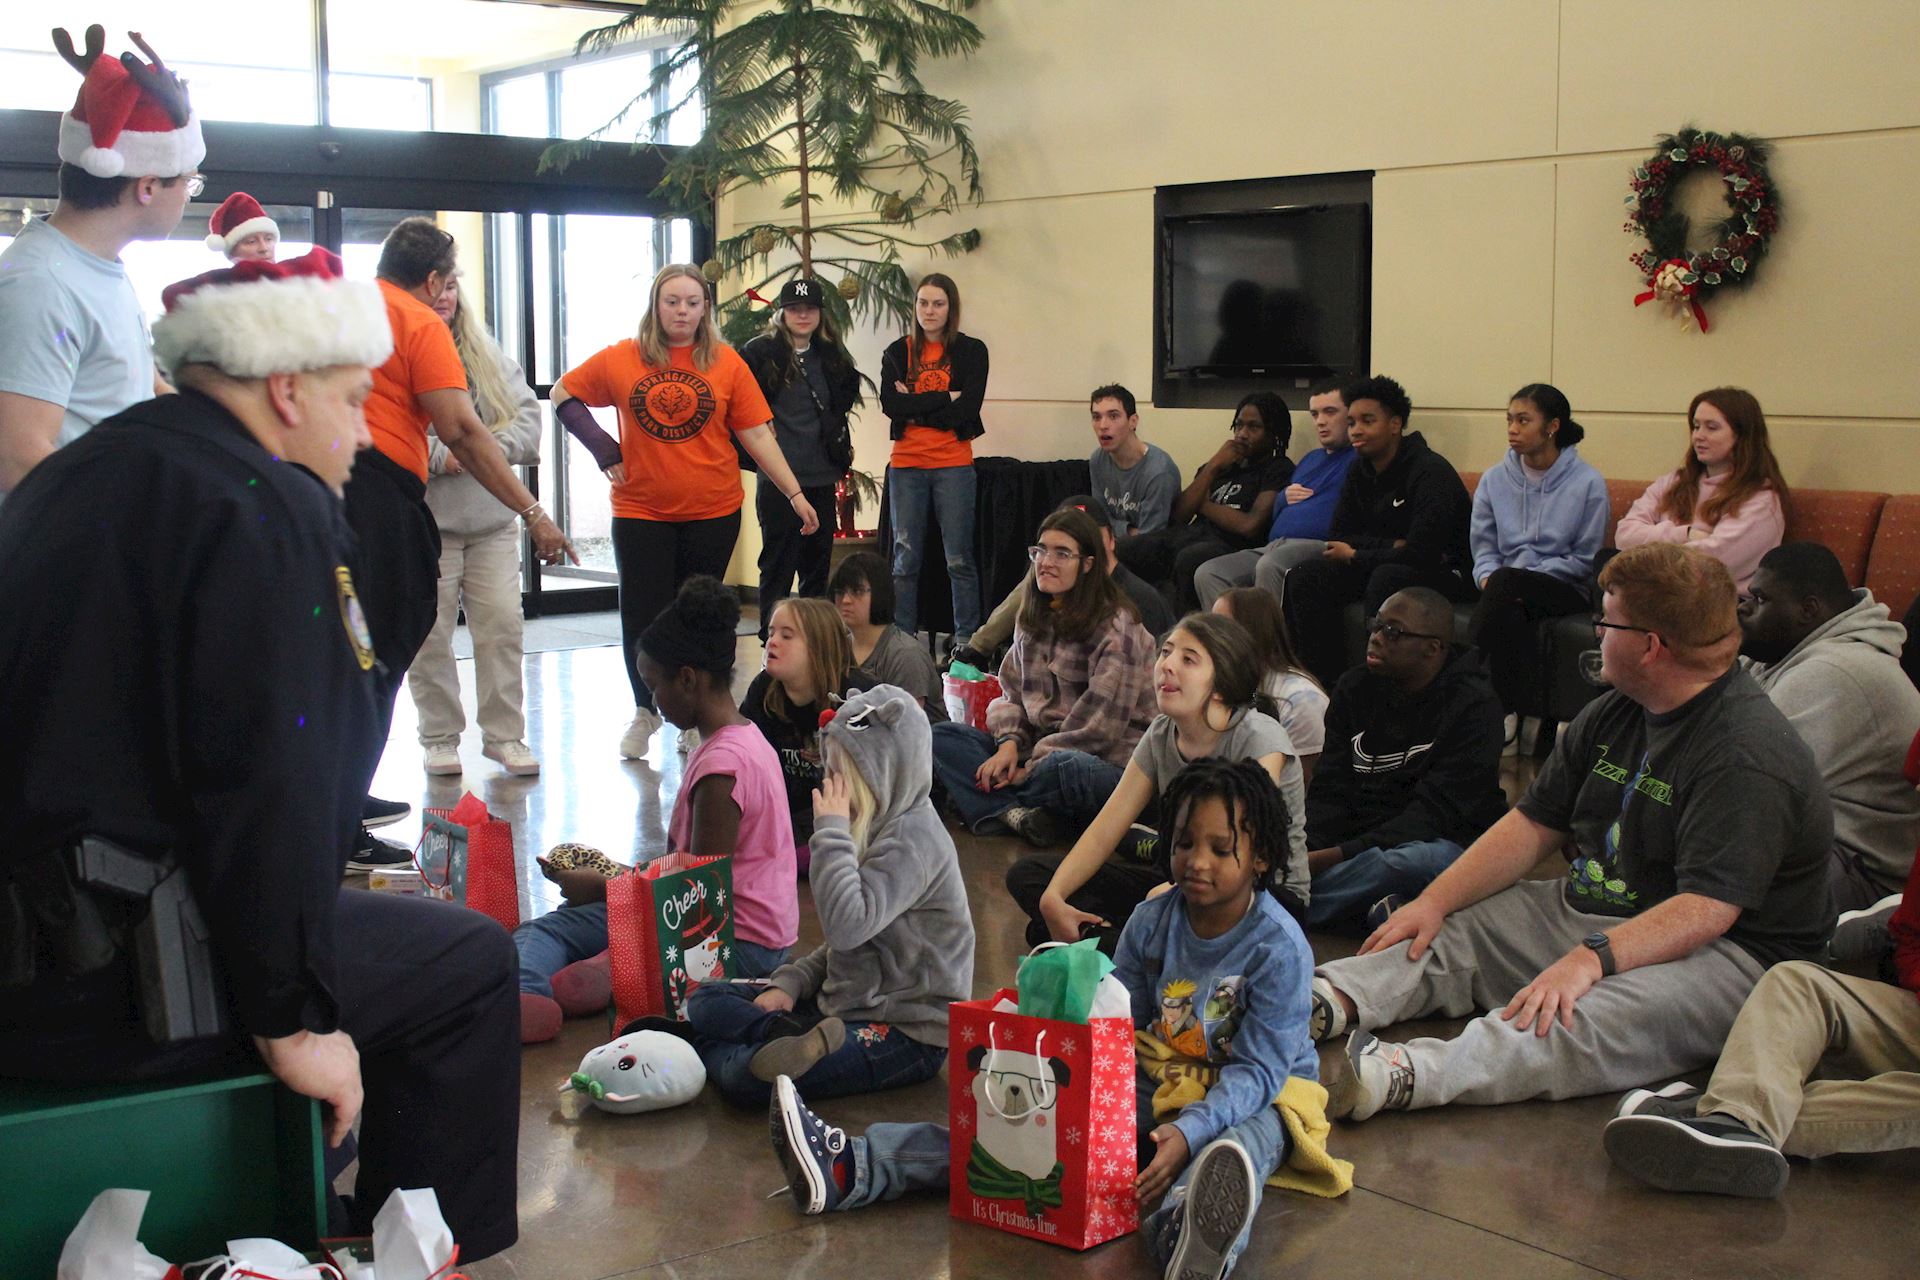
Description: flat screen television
1160,204,1369,378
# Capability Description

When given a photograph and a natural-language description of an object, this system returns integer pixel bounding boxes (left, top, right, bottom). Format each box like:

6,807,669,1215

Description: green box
0,1069,324,1276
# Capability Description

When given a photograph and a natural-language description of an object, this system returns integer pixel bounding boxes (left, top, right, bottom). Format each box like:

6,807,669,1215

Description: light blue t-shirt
1088,441,1181,538
0,218,154,502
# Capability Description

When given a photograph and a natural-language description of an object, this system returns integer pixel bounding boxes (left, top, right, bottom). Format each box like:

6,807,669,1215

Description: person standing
740,276,863,641
879,273,989,643
0,28,203,504
554,264,819,758
407,273,544,778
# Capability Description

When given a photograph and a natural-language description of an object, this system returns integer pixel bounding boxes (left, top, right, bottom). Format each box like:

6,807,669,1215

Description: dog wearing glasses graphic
964,1038,1072,1216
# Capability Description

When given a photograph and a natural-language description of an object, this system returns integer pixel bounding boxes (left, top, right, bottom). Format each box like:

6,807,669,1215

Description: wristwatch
1581,931,1616,977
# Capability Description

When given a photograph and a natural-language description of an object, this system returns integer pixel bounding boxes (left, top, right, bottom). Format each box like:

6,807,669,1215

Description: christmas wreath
1625,127,1780,332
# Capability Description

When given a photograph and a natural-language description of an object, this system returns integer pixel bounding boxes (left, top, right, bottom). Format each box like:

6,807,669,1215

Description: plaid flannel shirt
986,611,1158,767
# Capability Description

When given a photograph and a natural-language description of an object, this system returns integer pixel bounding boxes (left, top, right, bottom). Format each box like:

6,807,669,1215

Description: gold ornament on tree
836,276,861,301
700,259,723,282
751,227,778,255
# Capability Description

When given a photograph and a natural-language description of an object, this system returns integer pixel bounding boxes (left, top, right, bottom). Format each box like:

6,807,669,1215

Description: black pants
1282,559,1476,687
342,449,443,745
1115,524,1235,617
1466,567,1590,715
755,480,837,641
612,511,742,708
1004,851,1168,956
2,891,521,1261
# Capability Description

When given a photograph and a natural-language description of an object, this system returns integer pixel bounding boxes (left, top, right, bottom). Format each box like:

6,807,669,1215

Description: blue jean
513,900,787,997
1305,838,1465,931
930,722,1123,833
889,464,981,638
684,979,948,1108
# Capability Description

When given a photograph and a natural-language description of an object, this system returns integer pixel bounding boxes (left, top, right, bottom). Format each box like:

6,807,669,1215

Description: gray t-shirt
0,218,154,505
1089,442,1181,538
1130,707,1310,903
1517,666,1833,966
855,625,947,723
767,346,839,488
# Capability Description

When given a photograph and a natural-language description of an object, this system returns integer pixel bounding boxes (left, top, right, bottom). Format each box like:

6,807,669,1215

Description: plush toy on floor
562,1029,706,1114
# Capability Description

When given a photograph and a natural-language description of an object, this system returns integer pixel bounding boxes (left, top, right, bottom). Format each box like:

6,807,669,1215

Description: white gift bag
371,1187,457,1280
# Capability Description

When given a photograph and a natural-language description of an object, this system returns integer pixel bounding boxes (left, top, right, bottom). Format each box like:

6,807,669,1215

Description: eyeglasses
1365,615,1441,643
184,174,206,199
1028,545,1086,565
1591,616,1656,637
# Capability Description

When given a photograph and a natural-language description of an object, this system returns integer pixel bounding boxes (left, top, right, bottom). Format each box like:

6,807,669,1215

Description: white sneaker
422,741,462,775
677,726,701,754
620,707,663,758
484,739,541,776
1329,1030,1416,1122
1501,713,1520,757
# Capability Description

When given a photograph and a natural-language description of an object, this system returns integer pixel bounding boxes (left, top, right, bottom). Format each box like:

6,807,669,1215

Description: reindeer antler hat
52,25,205,180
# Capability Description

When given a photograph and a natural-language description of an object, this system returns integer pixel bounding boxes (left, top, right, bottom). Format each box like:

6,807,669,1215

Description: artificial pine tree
545,0,986,344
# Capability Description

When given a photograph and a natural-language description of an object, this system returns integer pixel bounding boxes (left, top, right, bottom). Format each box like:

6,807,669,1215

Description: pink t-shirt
667,724,798,950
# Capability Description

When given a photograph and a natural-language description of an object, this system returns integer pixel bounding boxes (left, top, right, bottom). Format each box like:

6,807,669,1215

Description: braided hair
1152,757,1292,901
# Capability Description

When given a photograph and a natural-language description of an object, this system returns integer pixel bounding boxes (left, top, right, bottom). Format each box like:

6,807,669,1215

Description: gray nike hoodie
1748,589,1920,894
768,684,976,1045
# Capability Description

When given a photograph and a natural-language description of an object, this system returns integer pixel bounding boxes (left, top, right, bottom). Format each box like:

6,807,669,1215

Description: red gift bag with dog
607,852,735,1024
947,988,1138,1250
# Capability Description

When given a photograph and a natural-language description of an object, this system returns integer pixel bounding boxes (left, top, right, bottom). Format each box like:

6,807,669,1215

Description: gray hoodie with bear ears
768,684,975,1045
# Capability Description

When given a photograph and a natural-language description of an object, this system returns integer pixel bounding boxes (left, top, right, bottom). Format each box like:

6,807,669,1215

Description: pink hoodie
1614,471,1784,590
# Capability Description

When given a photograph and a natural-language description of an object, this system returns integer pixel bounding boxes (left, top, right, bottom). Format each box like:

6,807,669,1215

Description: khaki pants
407,523,527,746
1700,960,1920,1157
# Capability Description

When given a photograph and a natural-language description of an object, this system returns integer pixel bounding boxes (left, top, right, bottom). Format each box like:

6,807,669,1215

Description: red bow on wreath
1633,258,1710,334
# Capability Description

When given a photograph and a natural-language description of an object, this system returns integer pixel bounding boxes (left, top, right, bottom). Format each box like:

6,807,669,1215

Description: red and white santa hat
204,192,279,256
53,26,205,180
154,248,393,379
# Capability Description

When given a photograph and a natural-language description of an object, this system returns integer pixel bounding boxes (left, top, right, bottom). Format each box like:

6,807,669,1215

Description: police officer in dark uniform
0,251,519,1261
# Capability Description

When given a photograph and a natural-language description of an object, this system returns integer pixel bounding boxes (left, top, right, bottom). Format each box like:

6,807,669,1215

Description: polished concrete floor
364,631,1919,1280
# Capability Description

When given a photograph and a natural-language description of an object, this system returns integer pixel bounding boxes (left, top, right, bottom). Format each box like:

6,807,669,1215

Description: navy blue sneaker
1364,893,1408,933
770,1075,854,1214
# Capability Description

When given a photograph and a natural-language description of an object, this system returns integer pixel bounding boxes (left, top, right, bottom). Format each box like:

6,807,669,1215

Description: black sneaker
615,1015,700,1045
1614,1080,1701,1120
1363,893,1408,933
1001,805,1062,848
1603,1112,1789,1198
948,643,988,671
346,830,413,873
1118,824,1160,866
1829,892,1902,965
361,796,411,829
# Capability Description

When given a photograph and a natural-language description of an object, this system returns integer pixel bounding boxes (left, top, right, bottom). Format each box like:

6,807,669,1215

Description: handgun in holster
0,835,229,1044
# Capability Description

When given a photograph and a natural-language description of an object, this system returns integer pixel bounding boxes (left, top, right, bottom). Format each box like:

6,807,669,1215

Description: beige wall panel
1559,0,1920,153
1551,132,1920,423
1372,162,1558,410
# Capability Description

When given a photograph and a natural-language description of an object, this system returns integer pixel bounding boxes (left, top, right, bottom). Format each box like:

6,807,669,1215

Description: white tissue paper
56,1189,174,1280
371,1187,457,1280
1090,972,1132,1020
221,1236,341,1278
991,995,1020,1013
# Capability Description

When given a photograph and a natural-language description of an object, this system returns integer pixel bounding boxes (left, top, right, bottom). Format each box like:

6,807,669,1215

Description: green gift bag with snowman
607,852,735,1022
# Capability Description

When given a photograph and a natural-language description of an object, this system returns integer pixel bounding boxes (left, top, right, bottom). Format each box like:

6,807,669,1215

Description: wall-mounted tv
1160,203,1369,378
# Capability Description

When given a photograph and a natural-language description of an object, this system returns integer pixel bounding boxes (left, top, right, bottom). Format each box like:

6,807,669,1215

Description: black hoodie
1326,430,1471,577
1306,647,1509,857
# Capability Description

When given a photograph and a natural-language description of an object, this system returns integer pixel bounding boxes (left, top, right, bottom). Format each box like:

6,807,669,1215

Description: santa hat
205,192,279,255
154,248,393,379
53,26,205,180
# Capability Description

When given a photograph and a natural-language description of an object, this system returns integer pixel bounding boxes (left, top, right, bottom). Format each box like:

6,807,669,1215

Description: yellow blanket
1134,1030,1354,1198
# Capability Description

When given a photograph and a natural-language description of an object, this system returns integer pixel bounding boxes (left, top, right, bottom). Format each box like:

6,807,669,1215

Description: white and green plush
562,1031,705,1114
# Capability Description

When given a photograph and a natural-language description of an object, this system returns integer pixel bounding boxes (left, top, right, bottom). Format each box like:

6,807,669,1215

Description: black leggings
612,511,742,707
1466,567,1590,715
1005,851,1168,956
755,480,838,641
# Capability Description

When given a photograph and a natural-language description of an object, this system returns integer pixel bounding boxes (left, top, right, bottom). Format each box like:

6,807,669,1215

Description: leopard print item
543,842,625,879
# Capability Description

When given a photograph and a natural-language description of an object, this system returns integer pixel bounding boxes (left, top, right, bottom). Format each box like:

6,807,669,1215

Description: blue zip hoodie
1266,443,1356,542
1469,444,1608,586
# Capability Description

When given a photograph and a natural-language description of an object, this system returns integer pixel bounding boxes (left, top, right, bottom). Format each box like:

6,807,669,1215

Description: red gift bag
416,792,519,931
607,852,735,1025
941,672,1003,731
948,989,1139,1251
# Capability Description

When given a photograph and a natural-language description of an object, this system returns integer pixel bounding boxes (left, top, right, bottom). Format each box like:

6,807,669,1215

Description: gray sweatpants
1193,538,1327,609
1317,878,1765,1109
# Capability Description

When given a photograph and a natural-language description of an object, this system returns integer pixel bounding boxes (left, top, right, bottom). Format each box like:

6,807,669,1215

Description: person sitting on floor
1300,588,1508,932
931,506,1158,843
684,684,973,1107
1088,382,1182,538
1117,392,1294,617
957,493,1176,666
1281,375,1474,688
1194,379,1357,609
830,550,947,722
767,758,1318,1280
1011,610,1309,953
1604,846,1920,1199
1213,586,1329,784
1309,544,1833,1124
1738,542,1920,916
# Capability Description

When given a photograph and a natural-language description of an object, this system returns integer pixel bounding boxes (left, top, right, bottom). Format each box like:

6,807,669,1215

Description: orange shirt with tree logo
888,339,974,469
559,339,772,521
365,279,472,482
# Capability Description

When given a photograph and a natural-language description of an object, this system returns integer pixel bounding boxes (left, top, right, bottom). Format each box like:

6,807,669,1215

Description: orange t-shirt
889,340,974,469
365,279,470,482
559,340,772,522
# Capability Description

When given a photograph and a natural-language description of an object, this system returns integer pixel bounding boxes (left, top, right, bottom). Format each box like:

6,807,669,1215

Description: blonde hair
825,739,877,858
765,597,856,721
637,263,720,370
445,277,518,433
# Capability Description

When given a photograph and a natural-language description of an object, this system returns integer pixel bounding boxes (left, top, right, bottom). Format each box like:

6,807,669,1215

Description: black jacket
1305,647,1509,857
879,332,990,444
1327,430,1472,577
739,332,864,424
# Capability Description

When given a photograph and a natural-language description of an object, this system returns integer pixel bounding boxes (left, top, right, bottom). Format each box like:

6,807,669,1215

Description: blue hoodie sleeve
1470,471,1504,585
1171,915,1313,1153
1530,468,1609,584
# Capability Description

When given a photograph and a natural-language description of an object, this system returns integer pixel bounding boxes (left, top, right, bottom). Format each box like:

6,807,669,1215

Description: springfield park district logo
630,368,718,442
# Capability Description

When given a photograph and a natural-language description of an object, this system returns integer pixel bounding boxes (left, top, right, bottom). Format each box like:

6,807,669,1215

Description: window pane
487,72,549,139
560,53,657,143
112,201,316,324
